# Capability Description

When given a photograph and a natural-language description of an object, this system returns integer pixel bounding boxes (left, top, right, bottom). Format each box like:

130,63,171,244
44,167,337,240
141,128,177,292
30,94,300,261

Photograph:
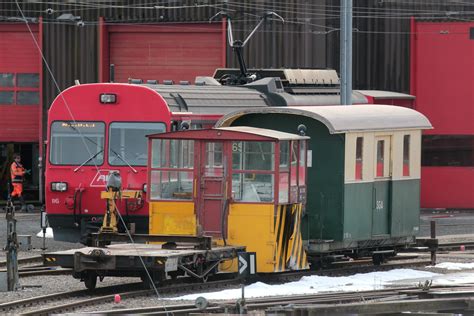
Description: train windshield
50,121,105,165
108,122,166,166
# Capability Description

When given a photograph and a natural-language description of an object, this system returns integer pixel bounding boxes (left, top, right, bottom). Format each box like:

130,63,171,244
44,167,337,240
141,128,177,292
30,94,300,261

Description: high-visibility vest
11,162,25,183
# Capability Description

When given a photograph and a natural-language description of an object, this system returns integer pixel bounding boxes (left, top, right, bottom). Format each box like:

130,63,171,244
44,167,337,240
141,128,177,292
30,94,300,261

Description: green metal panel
390,179,421,237
372,180,391,236
343,182,373,240
231,114,345,241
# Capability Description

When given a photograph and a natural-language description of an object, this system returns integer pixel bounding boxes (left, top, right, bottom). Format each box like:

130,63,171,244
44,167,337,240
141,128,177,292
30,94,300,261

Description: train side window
355,137,363,180
376,140,384,178
279,141,290,203
231,141,274,202
298,141,306,185
403,135,410,176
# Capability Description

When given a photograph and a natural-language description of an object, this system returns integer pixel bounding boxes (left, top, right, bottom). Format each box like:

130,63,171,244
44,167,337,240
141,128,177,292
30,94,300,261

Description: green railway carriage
216,105,432,265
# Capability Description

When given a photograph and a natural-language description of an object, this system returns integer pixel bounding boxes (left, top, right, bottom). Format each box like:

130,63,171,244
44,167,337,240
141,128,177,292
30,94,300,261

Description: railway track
0,255,42,268
81,285,474,315
13,278,242,316
6,258,434,315
0,282,146,314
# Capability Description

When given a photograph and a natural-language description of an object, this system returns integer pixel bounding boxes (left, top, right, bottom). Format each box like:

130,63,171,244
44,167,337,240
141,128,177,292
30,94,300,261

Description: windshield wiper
109,149,138,174
73,149,104,172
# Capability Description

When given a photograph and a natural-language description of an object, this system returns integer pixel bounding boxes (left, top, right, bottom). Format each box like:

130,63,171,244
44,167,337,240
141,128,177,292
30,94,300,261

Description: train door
197,141,227,236
372,136,391,236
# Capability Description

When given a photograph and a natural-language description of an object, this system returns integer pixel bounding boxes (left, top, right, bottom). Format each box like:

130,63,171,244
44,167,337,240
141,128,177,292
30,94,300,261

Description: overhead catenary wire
14,1,173,313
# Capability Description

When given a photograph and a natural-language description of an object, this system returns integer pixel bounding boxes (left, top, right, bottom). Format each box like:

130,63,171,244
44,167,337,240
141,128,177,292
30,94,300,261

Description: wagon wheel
84,271,97,290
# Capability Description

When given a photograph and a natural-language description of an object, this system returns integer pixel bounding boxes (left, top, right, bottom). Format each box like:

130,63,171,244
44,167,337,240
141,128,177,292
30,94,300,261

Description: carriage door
372,136,391,236
197,141,227,236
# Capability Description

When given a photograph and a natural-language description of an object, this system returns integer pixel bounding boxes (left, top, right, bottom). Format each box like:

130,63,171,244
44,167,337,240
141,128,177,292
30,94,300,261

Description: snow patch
431,262,474,270
171,269,439,300
36,227,54,238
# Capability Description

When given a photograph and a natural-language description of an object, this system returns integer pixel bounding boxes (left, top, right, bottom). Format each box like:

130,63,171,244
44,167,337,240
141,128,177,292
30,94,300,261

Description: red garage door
411,21,474,209
107,24,225,84
0,25,40,143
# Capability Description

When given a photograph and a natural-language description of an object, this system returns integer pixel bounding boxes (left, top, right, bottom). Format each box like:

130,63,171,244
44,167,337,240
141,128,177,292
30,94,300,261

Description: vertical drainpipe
221,18,227,68
340,0,353,105
409,16,417,109
39,16,44,204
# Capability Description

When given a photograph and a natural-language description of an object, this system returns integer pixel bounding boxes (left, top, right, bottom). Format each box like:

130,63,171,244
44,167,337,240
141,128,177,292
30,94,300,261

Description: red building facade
411,20,474,209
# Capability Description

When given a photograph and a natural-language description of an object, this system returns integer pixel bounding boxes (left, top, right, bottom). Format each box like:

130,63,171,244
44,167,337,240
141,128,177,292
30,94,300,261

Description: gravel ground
0,209,473,313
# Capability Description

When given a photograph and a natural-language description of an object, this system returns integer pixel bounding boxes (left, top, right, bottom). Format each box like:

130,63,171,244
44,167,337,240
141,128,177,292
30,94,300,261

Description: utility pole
5,189,19,291
340,0,353,105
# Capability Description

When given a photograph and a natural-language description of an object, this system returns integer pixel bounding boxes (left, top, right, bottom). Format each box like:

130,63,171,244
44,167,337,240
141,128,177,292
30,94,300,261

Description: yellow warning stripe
273,203,308,272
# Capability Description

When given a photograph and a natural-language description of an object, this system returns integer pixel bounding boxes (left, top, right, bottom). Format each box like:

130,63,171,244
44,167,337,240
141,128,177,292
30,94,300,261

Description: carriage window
376,140,384,178
109,122,166,166
150,170,193,200
403,135,410,176
151,139,194,169
205,142,223,176
232,141,274,202
279,141,290,171
232,141,274,171
279,141,290,203
50,121,105,165
299,141,306,184
232,173,274,202
355,137,363,180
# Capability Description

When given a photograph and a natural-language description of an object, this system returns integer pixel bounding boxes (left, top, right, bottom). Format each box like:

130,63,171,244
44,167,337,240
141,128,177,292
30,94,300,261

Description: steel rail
0,282,144,313
87,286,474,315
16,278,242,315
0,255,43,268
17,259,434,315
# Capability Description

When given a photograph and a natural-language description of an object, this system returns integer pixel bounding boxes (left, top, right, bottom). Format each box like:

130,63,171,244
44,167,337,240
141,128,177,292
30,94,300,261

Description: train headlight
99,93,117,104
142,183,147,193
51,182,68,192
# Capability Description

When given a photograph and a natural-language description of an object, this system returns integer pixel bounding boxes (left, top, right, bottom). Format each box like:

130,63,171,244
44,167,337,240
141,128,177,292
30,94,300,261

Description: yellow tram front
147,126,309,273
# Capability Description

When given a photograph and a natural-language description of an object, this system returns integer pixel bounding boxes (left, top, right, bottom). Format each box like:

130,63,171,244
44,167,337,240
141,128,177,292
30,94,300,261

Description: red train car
46,81,269,243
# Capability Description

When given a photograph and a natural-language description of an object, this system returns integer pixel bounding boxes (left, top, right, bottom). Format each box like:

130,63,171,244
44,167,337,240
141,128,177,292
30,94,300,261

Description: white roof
216,105,432,134
217,126,309,141
357,90,415,99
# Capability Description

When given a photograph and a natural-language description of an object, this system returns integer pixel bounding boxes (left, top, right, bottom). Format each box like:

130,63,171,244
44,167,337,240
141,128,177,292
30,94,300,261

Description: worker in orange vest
10,153,30,211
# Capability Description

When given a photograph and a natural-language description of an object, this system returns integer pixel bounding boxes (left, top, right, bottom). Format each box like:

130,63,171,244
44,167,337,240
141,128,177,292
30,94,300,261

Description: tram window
376,140,384,178
152,139,194,169
232,141,274,171
299,141,306,185
205,142,223,176
232,173,274,202
150,170,193,200
109,122,166,166
403,135,410,176
355,137,363,180
280,141,289,171
50,121,105,165
422,135,474,167
290,141,298,186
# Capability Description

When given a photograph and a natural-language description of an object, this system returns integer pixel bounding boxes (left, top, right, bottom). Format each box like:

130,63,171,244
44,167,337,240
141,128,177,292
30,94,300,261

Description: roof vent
147,80,158,84
163,80,174,85
179,80,190,85
195,76,221,86
129,78,143,84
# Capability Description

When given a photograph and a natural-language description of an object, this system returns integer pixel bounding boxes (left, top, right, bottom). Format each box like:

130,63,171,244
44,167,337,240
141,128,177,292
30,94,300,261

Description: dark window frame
422,135,474,167
0,72,40,105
